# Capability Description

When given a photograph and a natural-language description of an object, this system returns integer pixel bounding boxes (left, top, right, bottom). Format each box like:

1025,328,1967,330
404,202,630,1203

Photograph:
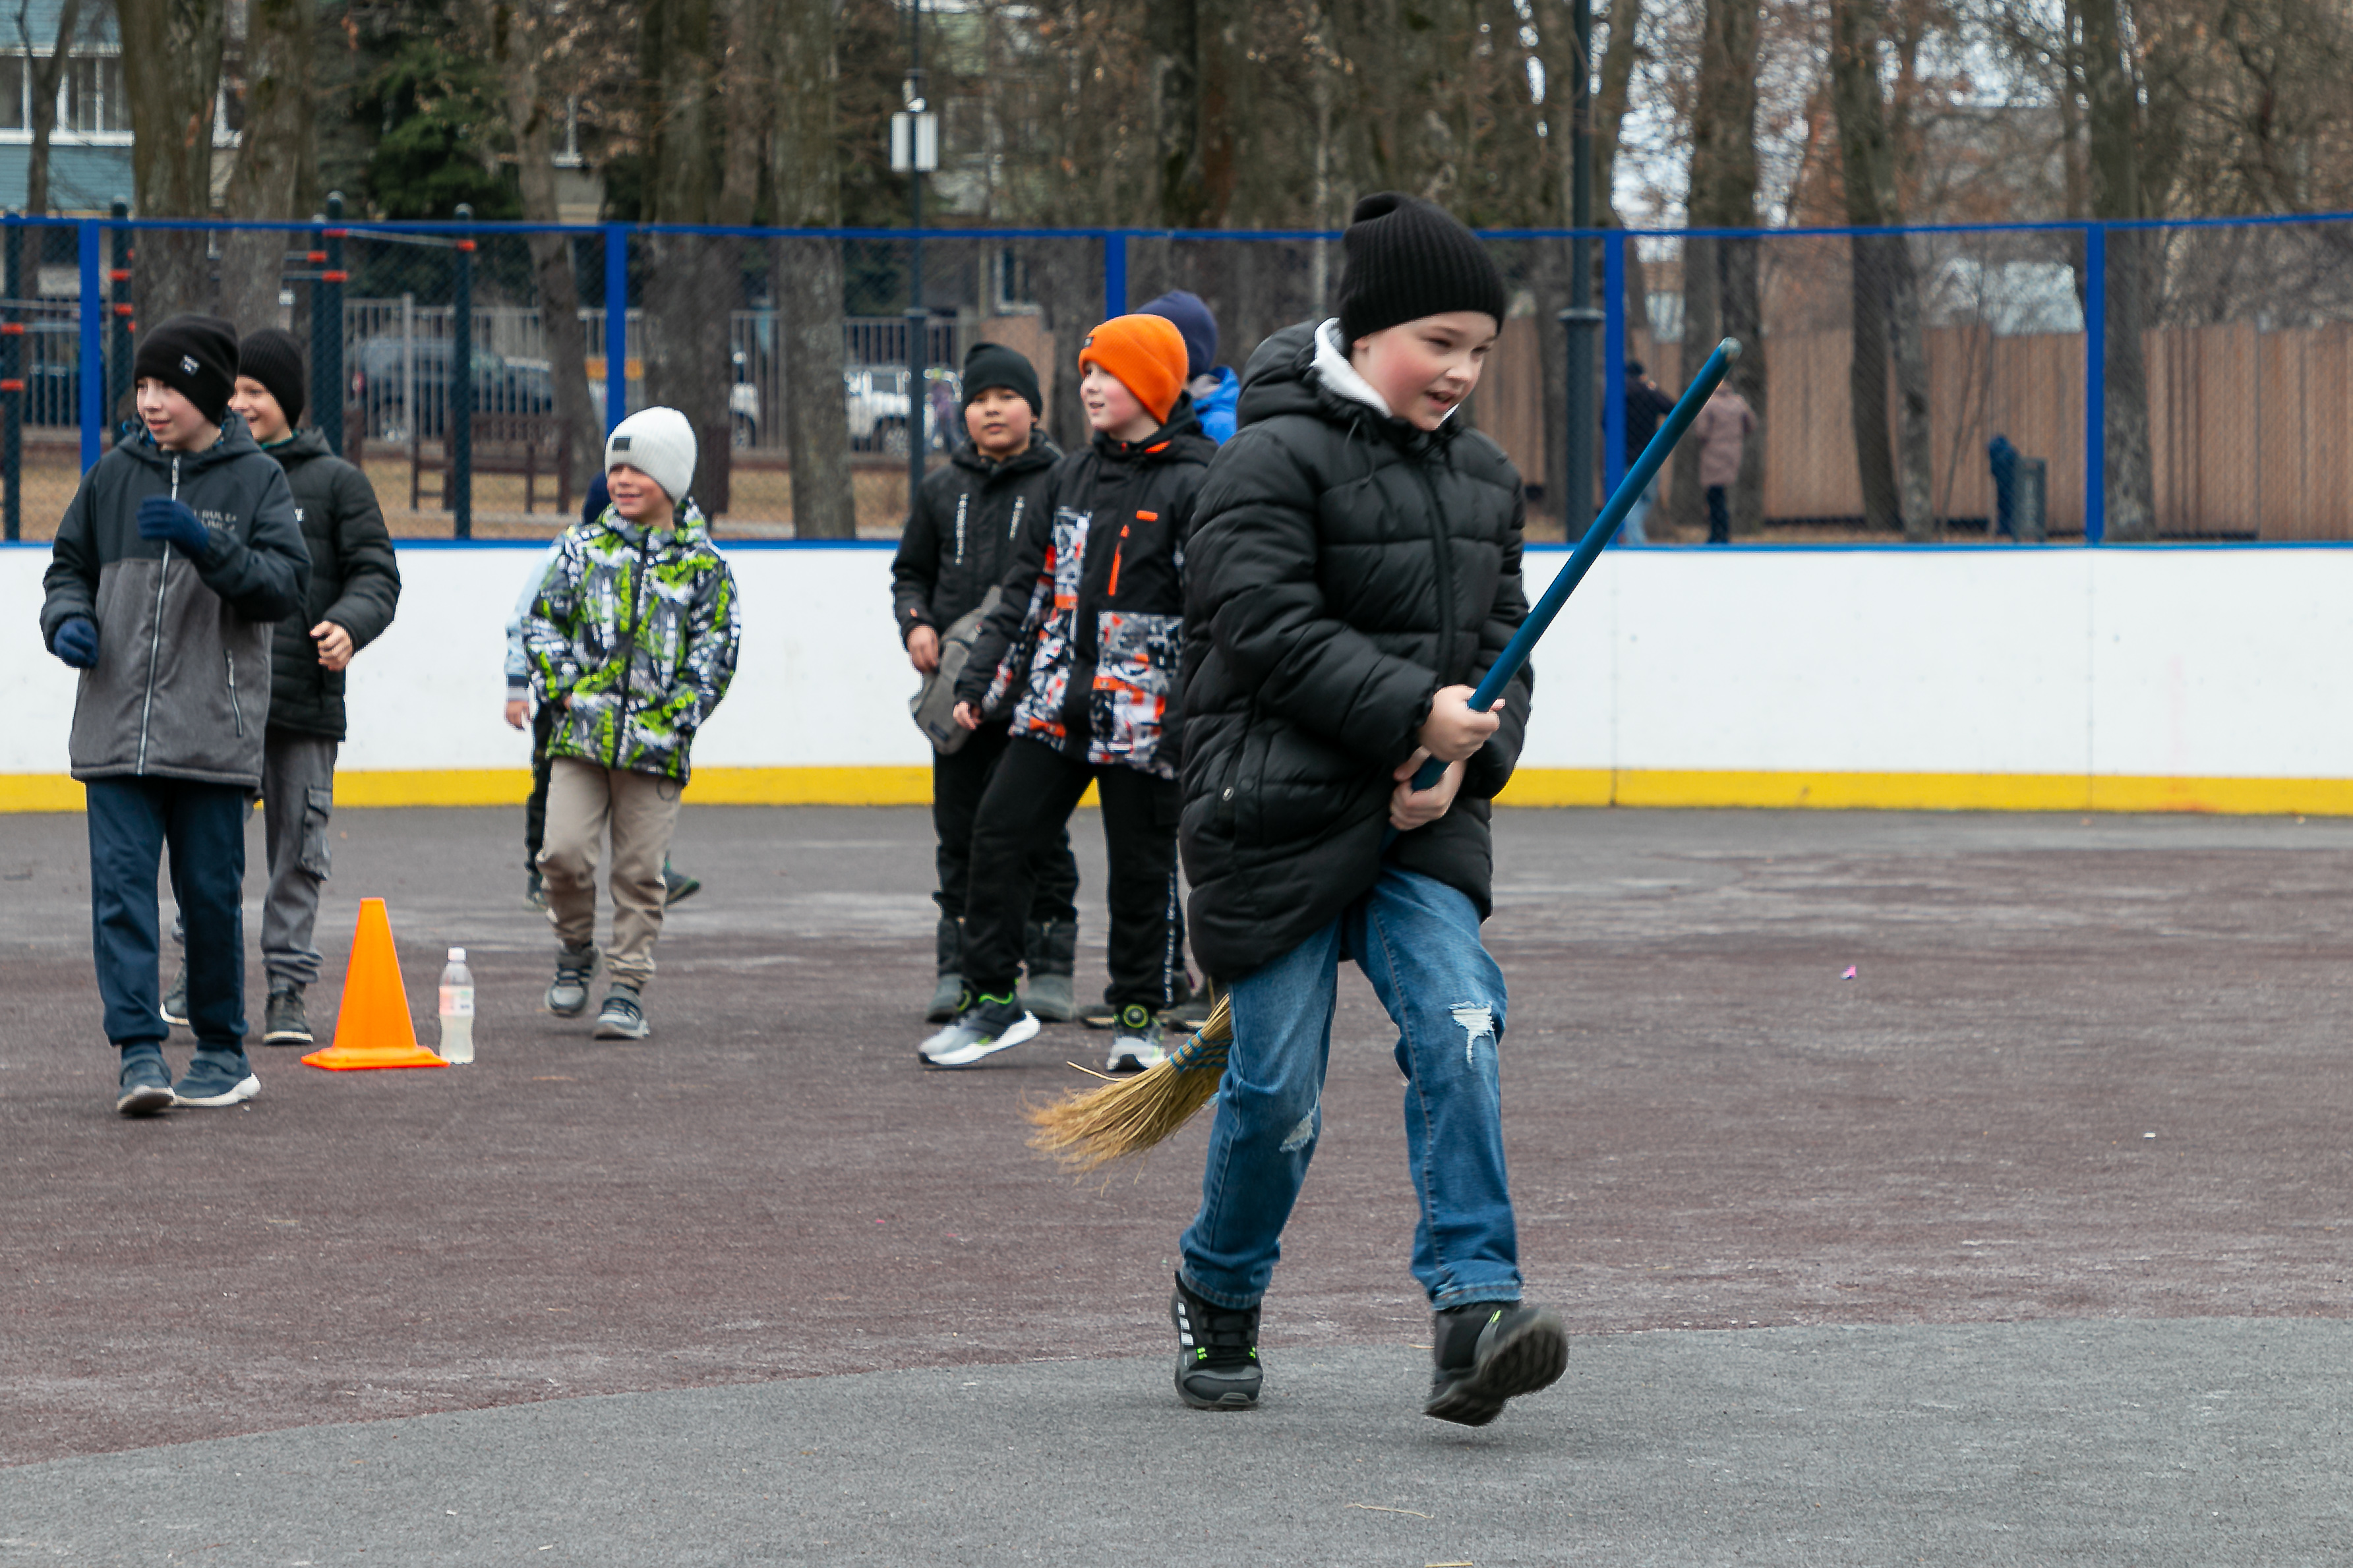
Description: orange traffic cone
301,898,449,1071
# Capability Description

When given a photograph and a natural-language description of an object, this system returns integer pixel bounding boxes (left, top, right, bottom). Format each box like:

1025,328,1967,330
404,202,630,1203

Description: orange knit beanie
1078,314,1189,426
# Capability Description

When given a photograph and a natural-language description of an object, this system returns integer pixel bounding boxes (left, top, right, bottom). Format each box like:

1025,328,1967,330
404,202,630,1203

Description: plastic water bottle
437,947,475,1064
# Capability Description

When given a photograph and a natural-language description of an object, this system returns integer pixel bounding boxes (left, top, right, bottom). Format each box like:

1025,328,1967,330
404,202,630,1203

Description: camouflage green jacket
523,502,742,784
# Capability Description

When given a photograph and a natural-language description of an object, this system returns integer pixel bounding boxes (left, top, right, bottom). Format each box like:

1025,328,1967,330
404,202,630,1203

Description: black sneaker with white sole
917,992,1038,1068
1423,1300,1568,1426
116,1048,174,1117
261,983,313,1046
1171,1274,1262,1410
1105,1004,1167,1073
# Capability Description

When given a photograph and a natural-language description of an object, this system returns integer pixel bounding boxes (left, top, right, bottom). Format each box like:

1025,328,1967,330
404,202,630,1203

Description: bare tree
217,0,314,345
117,0,229,326
1675,0,1764,535
1826,0,1933,539
490,0,603,492
16,0,82,218
773,0,853,538
2081,0,2154,540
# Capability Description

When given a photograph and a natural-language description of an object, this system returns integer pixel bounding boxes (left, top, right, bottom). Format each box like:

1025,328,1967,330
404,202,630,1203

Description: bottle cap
448,947,466,962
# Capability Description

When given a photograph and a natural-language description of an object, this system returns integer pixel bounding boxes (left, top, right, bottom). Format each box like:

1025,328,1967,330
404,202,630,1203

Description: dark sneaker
116,1048,174,1117
918,992,1038,1068
160,966,190,1029
926,972,967,1024
173,1050,259,1108
1106,1004,1167,1074
1424,1301,1568,1427
663,862,701,906
1170,1275,1262,1410
1077,1002,1120,1030
1021,972,1075,1023
547,943,598,1016
525,871,548,911
593,985,651,1040
261,984,313,1046
1160,977,1218,1030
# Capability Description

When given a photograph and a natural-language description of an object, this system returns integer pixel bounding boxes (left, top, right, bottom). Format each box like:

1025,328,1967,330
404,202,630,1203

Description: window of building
0,57,24,132
99,56,126,132
61,55,124,134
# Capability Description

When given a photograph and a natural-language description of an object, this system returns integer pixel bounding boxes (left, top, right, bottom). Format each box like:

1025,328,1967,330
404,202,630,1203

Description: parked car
349,336,554,442
844,364,963,455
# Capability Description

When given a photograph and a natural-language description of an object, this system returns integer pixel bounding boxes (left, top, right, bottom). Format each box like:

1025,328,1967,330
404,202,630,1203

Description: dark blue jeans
1178,866,1522,1311
88,776,249,1052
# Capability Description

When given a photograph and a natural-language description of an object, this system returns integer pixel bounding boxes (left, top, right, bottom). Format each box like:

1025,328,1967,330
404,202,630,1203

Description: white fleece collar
1311,318,1460,425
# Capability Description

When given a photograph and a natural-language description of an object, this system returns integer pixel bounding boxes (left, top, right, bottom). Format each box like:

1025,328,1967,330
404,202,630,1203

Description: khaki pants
539,757,683,989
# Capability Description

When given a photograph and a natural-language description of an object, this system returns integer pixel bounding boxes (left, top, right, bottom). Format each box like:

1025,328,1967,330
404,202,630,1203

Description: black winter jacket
957,409,1216,780
266,429,402,740
1178,320,1532,979
40,419,310,790
891,436,1061,646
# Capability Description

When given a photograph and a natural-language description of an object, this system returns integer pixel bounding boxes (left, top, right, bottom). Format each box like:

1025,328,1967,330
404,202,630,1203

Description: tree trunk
639,0,734,515
21,0,80,218
1676,0,1762,534
2081,0,2155,540
1594,0,1648,324
1149,0,1203,228
491,0,603,494
773,0,853,538
217,0,313,343
117,0,229,326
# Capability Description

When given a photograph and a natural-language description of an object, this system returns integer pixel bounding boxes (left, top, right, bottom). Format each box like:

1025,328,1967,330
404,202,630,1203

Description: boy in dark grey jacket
40,314,310,1115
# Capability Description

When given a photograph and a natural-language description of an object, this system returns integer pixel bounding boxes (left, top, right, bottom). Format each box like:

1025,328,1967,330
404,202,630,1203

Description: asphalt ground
5,803,2353,1564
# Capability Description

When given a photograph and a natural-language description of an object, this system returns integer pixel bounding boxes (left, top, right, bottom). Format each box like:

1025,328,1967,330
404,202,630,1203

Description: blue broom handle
1405,336,1742,794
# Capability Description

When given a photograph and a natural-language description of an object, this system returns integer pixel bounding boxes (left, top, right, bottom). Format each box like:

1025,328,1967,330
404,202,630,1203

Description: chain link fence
1,214,2345,545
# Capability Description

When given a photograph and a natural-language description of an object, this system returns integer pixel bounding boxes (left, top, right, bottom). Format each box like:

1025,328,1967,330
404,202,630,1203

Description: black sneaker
593,985,651,1040
917,992,1038,1068
1423,1301,1568,1427
547,943,598,1016
1170,1275,1262,1410
1105,1004,1167,1074
173,1049,260,1108
261,983,313,1046
116,1047,174,1117
663,862,701,906
160,966,190,1029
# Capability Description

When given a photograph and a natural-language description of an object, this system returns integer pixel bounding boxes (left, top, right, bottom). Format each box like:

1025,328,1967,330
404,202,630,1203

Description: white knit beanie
605,407,696,506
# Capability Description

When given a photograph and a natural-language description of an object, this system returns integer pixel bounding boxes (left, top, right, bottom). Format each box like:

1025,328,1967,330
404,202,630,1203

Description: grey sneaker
918,992,1038,1068
1106,1004,1168,1074
593,985,651,1040
1171,1275,1262,1410
547,943,598,1016
261,983,313,1046
116,1047,174,1117
926,972,966,1024
1021,918,1078,1021
160,966,190,1029
1423,1301,1568,1427
173,1050,260,1108
1021,972,1075,1023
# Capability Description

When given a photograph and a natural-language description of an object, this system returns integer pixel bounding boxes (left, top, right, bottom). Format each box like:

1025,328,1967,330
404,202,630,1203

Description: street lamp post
892,0,940,517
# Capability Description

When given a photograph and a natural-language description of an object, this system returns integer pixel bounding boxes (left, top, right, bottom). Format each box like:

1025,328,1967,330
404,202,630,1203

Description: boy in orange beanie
920,314,1214,1074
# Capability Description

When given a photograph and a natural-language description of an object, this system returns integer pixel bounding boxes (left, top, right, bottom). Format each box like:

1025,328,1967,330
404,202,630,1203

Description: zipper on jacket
1410,463,1461,684
607,529,658,770
953,492,968,564
134,455,182,774
225,649,243,736
1007,496,1025,540
1107,523,1129,597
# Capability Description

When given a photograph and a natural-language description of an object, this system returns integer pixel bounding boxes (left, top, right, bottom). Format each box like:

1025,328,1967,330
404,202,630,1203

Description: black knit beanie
1336,193,1507,347
238,326,307,428
961,339,1042,419
133,314,239,426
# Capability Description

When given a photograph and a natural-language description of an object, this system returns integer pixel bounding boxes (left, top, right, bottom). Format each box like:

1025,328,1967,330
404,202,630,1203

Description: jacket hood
1234,320,1461,451
115,413,267,474
951,435,1060,477
597,496,713,552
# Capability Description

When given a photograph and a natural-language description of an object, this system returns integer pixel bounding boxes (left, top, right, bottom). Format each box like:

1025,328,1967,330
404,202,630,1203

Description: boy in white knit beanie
521,407,742,1039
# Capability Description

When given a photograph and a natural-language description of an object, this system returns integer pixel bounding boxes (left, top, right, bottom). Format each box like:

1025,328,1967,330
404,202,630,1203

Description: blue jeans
87,776,249,1053
1178,866,1522,1311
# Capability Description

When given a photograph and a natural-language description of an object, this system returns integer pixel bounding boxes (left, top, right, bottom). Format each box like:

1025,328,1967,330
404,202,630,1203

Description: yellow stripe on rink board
3,766,2351,815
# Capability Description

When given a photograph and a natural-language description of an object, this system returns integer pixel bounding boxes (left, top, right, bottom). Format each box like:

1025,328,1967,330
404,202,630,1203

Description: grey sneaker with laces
261,983,313,1045
547,944,598,1016
593,985,651,1040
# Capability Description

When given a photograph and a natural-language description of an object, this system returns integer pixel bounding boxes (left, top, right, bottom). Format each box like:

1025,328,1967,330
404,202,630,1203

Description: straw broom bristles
1026,994,1233,1172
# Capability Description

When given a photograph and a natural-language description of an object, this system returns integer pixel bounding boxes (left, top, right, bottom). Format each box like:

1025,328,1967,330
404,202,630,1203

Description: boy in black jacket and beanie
920,314,1213,1074
891,340,1081,1024
40,314,309,1115
156,328,402,1049
1164,195,1566,1424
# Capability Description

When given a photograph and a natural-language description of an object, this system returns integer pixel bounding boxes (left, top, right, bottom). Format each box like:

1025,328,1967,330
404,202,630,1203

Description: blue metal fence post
3,218,21,541
2083,222,2105,546
77,219,100,471
452,203,474,539
107,200,130,428
1104,230,1127,322
603,223,628,432
318,192,345,454
1602,228,1627,502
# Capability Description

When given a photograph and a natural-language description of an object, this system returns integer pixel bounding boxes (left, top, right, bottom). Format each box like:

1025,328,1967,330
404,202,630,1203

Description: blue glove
137,494,210,558
51,616,98,669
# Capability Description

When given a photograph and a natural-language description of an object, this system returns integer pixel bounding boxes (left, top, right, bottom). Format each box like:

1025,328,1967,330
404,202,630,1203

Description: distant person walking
523,409,742,1041
1617,360,1675,544
1141,289,1239,446
156,328,402,1051
40,314,310,1115
1692,382,1755,545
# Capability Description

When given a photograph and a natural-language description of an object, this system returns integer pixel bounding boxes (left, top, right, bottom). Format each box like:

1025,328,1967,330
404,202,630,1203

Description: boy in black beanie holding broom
1164,194,1565,1422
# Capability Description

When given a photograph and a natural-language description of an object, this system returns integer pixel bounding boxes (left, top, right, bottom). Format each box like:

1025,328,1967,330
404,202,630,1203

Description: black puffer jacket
889,436,1061,644
957,409,1216,780
1179,320,1532,979
266,429,402,740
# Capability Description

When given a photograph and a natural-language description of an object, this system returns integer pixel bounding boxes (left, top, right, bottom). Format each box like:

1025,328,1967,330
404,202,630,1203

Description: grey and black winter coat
1177,320,1533,980
956,408,1216,780
266,428,401,740
40,419,310,791
890,436,1060,645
